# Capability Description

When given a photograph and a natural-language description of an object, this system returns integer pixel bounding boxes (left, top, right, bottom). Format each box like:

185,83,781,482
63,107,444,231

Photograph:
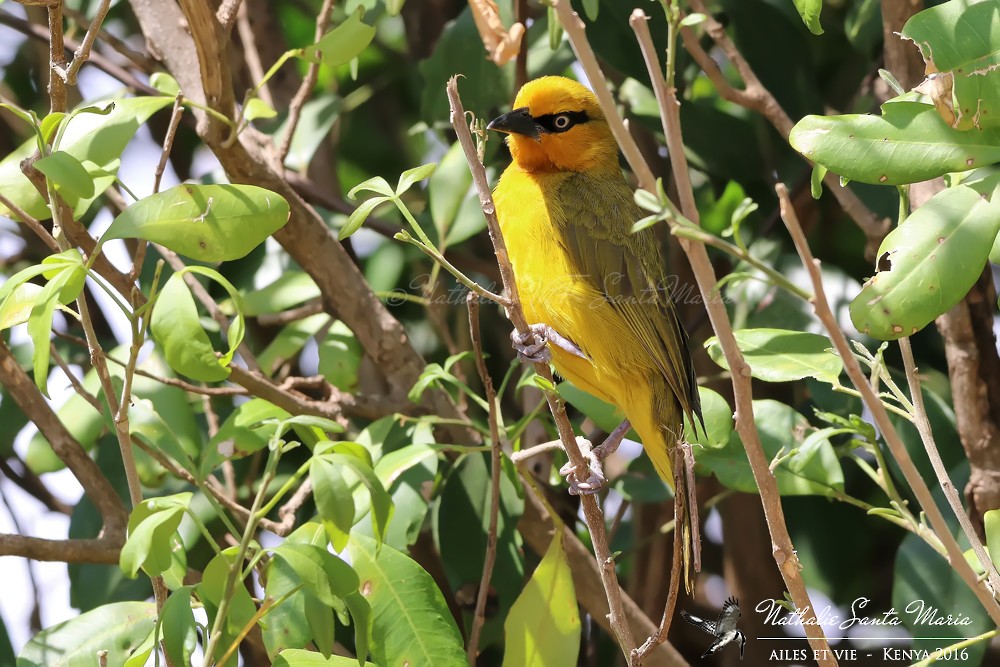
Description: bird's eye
553,114,572,130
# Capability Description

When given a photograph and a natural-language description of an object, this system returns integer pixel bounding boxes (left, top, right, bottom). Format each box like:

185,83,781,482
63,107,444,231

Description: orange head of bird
487,76,617,173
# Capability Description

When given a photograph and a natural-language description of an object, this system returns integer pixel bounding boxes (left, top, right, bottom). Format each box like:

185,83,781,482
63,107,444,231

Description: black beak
487,107,540,141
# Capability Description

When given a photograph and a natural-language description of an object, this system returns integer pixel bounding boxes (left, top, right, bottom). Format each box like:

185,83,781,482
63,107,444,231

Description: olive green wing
553,173,702,429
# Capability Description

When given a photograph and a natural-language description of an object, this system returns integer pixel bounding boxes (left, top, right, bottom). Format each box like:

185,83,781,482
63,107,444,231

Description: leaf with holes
851,183,1000,340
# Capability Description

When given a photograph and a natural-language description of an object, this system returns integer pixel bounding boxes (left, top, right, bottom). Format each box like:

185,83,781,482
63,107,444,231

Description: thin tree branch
56,0,112,84
0,191,60,253
0,533,122,563
278,0,335,166
447,76,637,660
465,294,502,664
776,183,1000,627
628,9,834,662
898,337,1000,594
680,0,889,253
0,340,127,533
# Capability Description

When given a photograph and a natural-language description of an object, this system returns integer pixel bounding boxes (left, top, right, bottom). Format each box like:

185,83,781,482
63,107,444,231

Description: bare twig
0,457,71,515
50,343,103,412
518,484,689,667
551,0,655,192
46,1,67,112
633,448,686,659
153,96,186,195
62,5,159,73
680,0,888,252
899,337,1000,594
447,76,637,659
0,340,127,531
217,0,244,34
56,0,112,84
777,184,1000,627
0,191,60,252
466,294,503,664
277,0,335,165
617,8,833,662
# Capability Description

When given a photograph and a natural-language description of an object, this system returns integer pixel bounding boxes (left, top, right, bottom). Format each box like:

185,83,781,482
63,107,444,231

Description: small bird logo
681,597,747,659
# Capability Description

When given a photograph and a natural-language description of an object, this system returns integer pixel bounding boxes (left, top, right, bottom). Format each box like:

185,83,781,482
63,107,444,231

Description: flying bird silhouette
681,597,746,659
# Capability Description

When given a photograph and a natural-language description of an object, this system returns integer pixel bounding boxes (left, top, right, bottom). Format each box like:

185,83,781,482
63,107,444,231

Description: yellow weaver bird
488,76,702,494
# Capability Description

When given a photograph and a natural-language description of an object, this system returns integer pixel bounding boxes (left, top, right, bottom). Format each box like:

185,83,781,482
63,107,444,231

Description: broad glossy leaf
705,328,843,383
348,535,465,666
34,150,95,199
16,601,155,667
305,8,376,66
902,0,1000,129
696,400,844,496
270,543,361,608
103,183,289,262
790,101,1000,185
0,96,172,220
318,447,393,547
262,523,329,659
150,272,232,382
851,183,1000,340
502,531,580,667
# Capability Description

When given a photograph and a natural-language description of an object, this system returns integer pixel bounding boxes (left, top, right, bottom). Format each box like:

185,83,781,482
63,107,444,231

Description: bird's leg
559,420,631,495
510,323,586,364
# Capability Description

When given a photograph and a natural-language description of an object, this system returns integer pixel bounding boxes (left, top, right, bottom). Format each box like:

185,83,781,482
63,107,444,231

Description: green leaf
102,183,289,262
685,387,732,449
581,0,598,21
278,94,341,171
395,163,436,196
790,101,1000,185
810,163,827,199
203,399,291,474
275,649,377,666
311,457,356,551
792,0,823,35
27,256,86,396
0,96,172,220
987,509,1000,571
696,400,844,496
258,313,328,375
198,547,257,664
318,446,394,547
160,586,197,666
245,97,278,121
318,320,362,391
34,150,95,200
119,493,192,578
347,535,465,666
270,543,362,608
902,0,1000,129
305,8,376,66
679,12,706,27
851,183,1000,340
149,272,233,382
704,328,843,383
340,196,390,240
428,141,486,246
0,283,43,331
16,601,156,667
237,271,321,317
150,73,181,96
502,530,580,667
348,175,394,199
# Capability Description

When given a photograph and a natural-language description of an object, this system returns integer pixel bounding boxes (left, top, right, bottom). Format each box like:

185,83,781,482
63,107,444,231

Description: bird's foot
510,323,586,364
558,421,631,496
559,437,605,495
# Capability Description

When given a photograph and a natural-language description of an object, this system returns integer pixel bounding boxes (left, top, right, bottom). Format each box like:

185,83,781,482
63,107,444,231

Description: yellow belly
494,169,680,483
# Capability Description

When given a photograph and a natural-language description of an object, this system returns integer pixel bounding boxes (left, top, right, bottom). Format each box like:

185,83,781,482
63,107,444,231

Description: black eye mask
534,110,590,134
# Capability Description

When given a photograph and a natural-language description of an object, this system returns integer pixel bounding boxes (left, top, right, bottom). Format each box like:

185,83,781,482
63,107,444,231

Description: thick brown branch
0,533,121,564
